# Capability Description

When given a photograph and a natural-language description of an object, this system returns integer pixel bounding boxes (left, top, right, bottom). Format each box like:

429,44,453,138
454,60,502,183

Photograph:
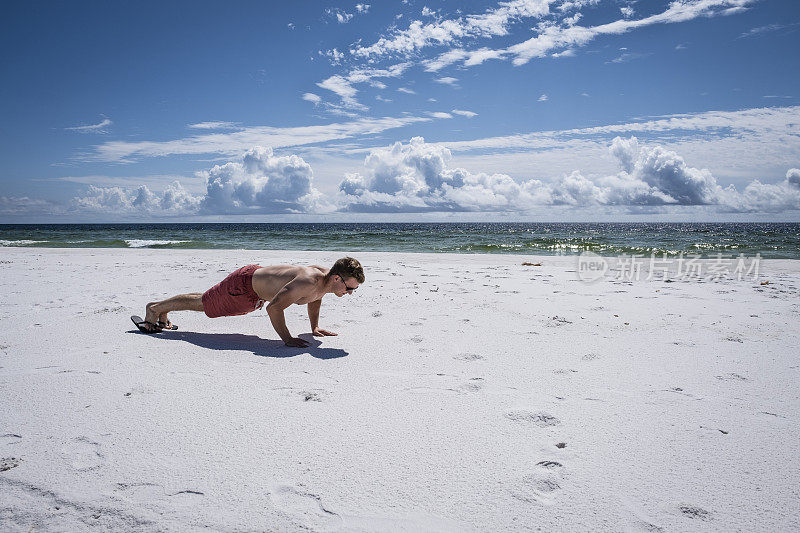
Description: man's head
328,257,364,296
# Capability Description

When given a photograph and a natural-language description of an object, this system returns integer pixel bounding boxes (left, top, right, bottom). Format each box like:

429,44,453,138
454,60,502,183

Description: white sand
0,248,798,532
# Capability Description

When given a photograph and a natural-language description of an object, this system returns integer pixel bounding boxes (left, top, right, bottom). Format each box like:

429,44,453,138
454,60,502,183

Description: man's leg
144,293,204,327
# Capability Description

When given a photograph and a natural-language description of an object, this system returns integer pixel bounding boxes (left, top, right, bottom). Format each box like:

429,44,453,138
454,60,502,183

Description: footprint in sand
453,352,483,361
505,411,560,427
581,353,601,361
715,373,748,381
270,484,342,530
1,457,21,472
0,433,22,447
61,437,104,471
679,505,711,521
407,335,424,343
114,482,164,504
459,378,484,392
511,460,565,505
300,390,326,402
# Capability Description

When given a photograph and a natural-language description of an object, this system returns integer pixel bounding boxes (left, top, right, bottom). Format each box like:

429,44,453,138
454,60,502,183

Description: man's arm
266,278,314,347
308,299,337,337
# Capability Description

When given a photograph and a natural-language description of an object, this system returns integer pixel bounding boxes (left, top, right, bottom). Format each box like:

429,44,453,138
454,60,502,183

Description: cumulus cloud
198,146,329,214
68,147,333,216
335,136,800,213
72,181,202,215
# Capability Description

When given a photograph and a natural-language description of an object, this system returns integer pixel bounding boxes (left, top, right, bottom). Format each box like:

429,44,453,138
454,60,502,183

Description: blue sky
1,0,799,221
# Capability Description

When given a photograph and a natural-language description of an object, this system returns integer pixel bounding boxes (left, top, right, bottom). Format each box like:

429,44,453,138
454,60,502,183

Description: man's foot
157,320,178,330
131,315,163,334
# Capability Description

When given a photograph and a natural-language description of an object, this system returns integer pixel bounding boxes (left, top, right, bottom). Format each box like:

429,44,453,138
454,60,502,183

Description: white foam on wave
125,239,191,248
0,240,48,246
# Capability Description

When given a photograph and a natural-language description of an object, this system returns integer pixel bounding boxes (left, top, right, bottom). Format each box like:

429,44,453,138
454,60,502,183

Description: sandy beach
1,247,798,532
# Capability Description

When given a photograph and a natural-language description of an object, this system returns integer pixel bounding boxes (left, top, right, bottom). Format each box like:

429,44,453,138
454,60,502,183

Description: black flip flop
131,315,163,334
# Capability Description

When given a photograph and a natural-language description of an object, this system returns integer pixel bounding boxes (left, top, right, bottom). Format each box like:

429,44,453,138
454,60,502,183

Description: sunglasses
339,276,358,292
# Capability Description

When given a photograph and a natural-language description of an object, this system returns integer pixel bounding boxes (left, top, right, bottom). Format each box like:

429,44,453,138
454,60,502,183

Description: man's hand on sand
284,337,310,348
312,327,338,337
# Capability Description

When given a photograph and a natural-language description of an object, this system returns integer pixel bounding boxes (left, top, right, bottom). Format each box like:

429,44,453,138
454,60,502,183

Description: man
131,257,364,347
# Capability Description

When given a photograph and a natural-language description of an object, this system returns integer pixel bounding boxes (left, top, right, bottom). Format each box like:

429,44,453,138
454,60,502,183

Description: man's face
335,275,360,297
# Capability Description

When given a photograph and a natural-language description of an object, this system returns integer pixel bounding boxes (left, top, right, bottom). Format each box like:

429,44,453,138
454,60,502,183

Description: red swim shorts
202,265,265,318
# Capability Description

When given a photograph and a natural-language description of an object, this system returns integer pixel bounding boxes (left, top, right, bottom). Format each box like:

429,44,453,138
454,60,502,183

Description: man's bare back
134,257,365,347
251,265,329,304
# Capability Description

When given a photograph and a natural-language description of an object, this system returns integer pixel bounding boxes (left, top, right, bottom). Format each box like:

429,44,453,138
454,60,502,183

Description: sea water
1,223,799,259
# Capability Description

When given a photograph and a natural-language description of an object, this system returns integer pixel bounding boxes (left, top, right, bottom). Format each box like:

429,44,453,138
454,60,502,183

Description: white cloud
199,146,329,214
188,121,241,130
302,92,322,104
316,62,411,109
65,118,112,134
356,4,370,14
71,148,331,216
326,8,354,24
335,136,800,214
538,93,548,102
287,22,295,30
351,0,551,59
87,112,443,163
452,109,478,117
620,6,634,18
434,76,459,85
71,181,202,215
319,47,345,64
397,87,417,94
410,0,757,72
787,168,800,187
428,112,453,119
608,51,650,64
738,23,799,39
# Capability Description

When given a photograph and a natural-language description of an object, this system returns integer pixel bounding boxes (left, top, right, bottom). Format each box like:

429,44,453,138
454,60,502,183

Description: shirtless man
131,257,364,347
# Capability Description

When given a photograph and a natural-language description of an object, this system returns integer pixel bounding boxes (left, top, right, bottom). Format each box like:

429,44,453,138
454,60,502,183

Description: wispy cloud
188,121,241,130
434,76,459,86
84,113,451,163
452,109,478,118
607,51,650,64
372,0,755,75
738,22,799,38
65,118,112,134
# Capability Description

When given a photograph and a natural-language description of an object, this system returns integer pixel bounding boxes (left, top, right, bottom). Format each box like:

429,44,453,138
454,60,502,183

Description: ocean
1,223,799,259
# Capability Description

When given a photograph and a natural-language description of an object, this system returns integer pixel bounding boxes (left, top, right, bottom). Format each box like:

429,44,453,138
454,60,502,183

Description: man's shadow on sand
128,330,348,360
